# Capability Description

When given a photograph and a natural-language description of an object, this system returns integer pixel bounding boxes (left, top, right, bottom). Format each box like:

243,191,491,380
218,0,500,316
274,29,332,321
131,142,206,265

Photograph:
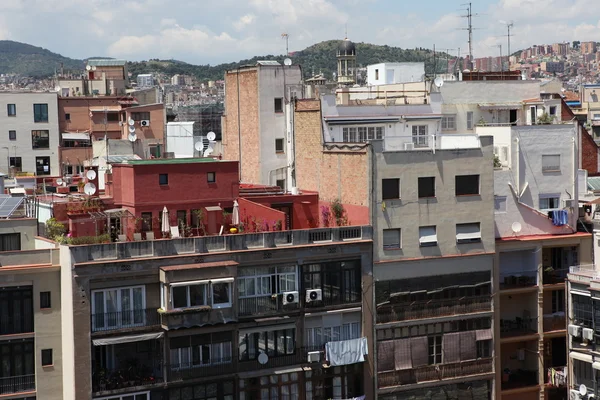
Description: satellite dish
128,125,136,133
207,131,216,141
511,222,522,234
84,183,97,196
86,65,91,71
284,58,292,66
56,178,64,186
54,86,61,92
257,352,269,365
194,142,204,152
91,66,97,71
128,133,137,142
128,118,135,126
580,385,588,396
86,169,97,180
203,147,214,157
434,76,444,88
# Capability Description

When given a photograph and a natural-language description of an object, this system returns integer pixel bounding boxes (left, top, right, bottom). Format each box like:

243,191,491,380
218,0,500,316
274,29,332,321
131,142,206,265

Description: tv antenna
492,44,504,72
281,33,289,56
499,20,514,67
439,48,456,73
459,3,480,68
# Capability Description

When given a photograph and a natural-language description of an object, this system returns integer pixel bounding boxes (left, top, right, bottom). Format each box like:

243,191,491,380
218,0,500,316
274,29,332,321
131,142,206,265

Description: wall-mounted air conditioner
306,289,322,303
307,351,320,363
568,324,582,337
140,120,150,127
583,328,594,341
283,291,299,305
404,143,414,150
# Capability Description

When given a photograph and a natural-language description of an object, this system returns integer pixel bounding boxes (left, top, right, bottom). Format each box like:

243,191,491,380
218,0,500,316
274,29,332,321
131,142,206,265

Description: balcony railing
0,314,33,336
378,358,493,388
376,296,491,324
543,268,568,285
92,364,163,393
238,347,312,372
499,271,537,289
543,313,566,332
167,359,235,382
500,317,538,338
0,375,35,395
91,308,160,332
569,265,600,284
304,290,361,309
238,294,300,317
501,369,538,391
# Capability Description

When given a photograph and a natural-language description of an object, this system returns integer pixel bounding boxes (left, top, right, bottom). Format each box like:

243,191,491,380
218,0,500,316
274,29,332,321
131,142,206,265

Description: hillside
0,41,83,77
127,40,454,81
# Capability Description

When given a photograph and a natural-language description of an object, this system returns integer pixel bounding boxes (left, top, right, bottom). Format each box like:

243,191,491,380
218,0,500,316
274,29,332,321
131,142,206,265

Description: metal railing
0,375,35,395
500,317,538,338
499,271,537,289
91,308,160,332
378,358,493,388
238,347,312,372
238,294,300,317
543,313,566,332
0,314,34,336
501,369,539,390
543,268,569,285
376,296,491,324
92,364,163,393
167,359,235,381
304,290,361,309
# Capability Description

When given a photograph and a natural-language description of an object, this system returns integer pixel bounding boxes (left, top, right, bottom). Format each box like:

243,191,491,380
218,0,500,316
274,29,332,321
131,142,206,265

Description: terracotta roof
160,260,238,271
564,91,579,101
496,231,591,242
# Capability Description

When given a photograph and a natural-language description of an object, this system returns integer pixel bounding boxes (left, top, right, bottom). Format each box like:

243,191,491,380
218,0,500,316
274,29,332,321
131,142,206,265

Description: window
418,177,435,198
41,349,53,366
36,156,50,175
276,179,285,190
552,290,565,313
159,173,168,185
31,130,50,149
542,154,561,172
494,196,507,213
8,130,15,141
170,334,233,369
274,98,283,113
375,69,379,80
428,335,442,364
307,322,361,346
477,340,491,358
539,194,560,210
382,178,400,200
0,286,33,335
441,115,456,131
549,106,557,116
343,127,357,142
9,157,22,171
207,172,216,183
141,212,152,232
238,266,298,298
275,138,284,153
456,223,482,243
383,229,401,250
169,382,234,400
177,210,187,227
238,326,296,361
7,103,16,116
106,112,119,122
467,111,474,130
0,232,20,251
40,291,51,309
412,125,428,147
33,103,48,122
419,226,437,247
342,126,384,143
91,286,146,331
302,261,361,306
171,279,232,309
65,113,70,121
131,112,150,121
455,175,480,196
0,340,34,380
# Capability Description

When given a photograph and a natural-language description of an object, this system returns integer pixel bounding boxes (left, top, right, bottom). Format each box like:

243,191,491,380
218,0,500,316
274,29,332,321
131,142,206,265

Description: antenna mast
460,3,475,68
504,21,514,68
281,33,289,56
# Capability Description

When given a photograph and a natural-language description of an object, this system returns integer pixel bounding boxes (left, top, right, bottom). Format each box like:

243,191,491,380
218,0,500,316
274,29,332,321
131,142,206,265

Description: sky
3,0,600,65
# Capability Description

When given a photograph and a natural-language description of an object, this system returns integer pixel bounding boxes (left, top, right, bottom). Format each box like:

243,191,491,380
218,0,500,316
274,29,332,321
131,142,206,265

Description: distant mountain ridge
0,39,453,80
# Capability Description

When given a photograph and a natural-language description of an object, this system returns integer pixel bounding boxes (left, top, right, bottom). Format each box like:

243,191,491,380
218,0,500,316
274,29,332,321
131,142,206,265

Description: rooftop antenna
499,21,514,68
460,2,479,69
440,48,456,74
281,33,289,56
492,44,504,73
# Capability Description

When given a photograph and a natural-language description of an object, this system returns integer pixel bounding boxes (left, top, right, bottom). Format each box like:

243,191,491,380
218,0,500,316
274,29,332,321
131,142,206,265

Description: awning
62,132,90,141
89,106,121,112
570,351,593,363
205,206,222,212
92,331,163,346
593,362,600,371
478,103,522,110
9,188,26,195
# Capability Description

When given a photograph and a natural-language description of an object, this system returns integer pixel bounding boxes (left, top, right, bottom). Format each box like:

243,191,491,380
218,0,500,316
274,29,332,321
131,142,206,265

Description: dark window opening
382,178,400,200
159,174,168,185
8,130,15,141
275,138,284,153
40,291,51,309
7,104,16,116
418,177,435,198
33,103,48,122
32,130,50,149
274,98,283,113
41,349,53,366
141,212,152,232
455,175,480,196
207,172,216,183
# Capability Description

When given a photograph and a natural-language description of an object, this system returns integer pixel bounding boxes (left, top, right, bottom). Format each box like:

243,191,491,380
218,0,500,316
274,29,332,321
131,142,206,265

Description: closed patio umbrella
232,200,240,225
161,206,170,235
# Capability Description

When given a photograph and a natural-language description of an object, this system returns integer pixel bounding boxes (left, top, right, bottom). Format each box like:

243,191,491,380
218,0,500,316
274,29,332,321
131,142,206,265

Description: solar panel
0,197,24,218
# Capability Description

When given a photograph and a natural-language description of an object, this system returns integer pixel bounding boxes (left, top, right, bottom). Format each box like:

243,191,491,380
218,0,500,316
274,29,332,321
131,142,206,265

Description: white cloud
233,14,256,31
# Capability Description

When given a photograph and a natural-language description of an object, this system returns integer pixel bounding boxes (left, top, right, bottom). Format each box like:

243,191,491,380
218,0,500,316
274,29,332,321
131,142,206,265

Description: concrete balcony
0,375,35,396
238,294,300,318
383,134,481,152
159,305,236,329
68,226,372,264
543,313,566,333
568,265,600,284
376,296,491,324
500,317,538,339
377,358,493,389
91,308,160,333
167,359,235,382
500,271,538,290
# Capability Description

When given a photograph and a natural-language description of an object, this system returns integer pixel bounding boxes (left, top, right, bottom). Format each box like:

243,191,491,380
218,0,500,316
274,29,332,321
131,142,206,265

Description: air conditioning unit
307,351,320,363
571,390,582,400
140,120,150,127
568,324,582,337
282,291,299,305
583,328,594,341
404,143,414,150
306,289,322,303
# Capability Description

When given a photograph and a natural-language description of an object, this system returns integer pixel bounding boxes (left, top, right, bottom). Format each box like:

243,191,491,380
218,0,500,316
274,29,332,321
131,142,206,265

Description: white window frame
341,322,360,341
211,278,233,309
342,125,384,142
238,266,298,298
441,115,456,131
412,125,428,147
419,226,437,247
456,223,482,244
97,391,149,400
494,196,507,213
170,281,209,309
542,154,561,172
466,111,474,130
91,286,146,330
169,278,233,310
171,341,232,369
539,194,561,211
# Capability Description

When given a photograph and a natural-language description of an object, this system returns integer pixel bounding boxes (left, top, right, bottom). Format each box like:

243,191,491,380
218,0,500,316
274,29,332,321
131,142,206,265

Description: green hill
127,40,455,81
0,40,83,77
